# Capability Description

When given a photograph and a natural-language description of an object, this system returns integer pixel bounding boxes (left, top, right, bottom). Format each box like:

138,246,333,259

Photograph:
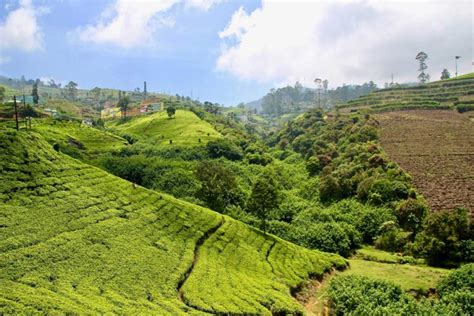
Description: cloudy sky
0,0,472,105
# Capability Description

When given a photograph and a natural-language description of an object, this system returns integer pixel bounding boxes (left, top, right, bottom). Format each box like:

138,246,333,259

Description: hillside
107,110,222,146
338,73,474,113
0,130,346,314
32,119,127,161
377,110,474,215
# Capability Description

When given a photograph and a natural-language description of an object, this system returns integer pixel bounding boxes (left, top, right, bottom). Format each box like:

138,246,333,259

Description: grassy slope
32,119,127,159
345,260,449,293
0,130,346,314
107,110,222,146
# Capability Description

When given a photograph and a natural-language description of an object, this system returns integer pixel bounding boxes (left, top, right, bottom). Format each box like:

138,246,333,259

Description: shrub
375,222,411,252
206,139,243,161
437,263,474,297
396,198,428,234
410,208,471,267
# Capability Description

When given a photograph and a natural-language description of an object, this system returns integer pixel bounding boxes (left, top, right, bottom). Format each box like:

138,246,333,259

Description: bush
206,139,243,161
375,221,411,252
437,263,474,297
327,274,471,315
410,208,471,267
396,198,428,234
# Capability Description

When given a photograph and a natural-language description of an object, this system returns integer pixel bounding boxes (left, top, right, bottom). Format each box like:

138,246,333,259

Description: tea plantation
337,73,474,113
0,130,346,314
106,110,222,146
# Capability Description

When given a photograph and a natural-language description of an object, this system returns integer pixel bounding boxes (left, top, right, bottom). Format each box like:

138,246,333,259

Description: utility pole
13,95,19,131
455,56,461,77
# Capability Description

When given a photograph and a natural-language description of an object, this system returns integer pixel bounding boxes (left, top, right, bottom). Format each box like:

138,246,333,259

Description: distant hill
0,130,346,314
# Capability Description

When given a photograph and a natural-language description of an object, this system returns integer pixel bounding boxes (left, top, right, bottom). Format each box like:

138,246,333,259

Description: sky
0,0,472,105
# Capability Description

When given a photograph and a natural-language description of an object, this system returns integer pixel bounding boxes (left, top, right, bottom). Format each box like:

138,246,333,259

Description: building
101,107,122,119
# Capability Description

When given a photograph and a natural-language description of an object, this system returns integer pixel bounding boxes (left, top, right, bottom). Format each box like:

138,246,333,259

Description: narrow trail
176,216,225,307
294,269,340,316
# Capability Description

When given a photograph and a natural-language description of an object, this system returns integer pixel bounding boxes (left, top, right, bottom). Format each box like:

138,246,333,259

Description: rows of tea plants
181,218,347,314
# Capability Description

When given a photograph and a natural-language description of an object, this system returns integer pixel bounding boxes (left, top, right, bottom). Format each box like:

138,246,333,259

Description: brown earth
376,110,474,216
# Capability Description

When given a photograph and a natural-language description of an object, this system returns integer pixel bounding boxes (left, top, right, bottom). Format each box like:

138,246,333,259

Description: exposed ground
377,110,474,216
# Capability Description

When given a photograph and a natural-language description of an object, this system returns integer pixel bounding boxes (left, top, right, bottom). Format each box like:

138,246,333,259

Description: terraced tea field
337,74,474,113
377,110,474,216
0,130,346,314
106,110,222,146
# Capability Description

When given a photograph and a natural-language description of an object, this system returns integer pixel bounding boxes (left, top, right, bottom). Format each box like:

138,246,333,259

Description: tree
411,208,471,267
416,51,430,84
248,168,280,232
166,106,176,118
118,96,130,117
64,81,78,100
32,83,39,105
0,86,5,102
195,161,243,213
441,68,451,80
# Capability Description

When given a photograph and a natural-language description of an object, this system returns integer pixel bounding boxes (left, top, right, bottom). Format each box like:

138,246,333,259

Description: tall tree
118,96,130,117
248,168,280,233
195,161,242,213
32,82,39,105
64,81,78,100
416,51,429,84
441,68,451,80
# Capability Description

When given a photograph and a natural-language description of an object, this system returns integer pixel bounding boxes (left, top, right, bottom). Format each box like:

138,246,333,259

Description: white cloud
75,0,221,49
0,0,45,52
217,0,473,87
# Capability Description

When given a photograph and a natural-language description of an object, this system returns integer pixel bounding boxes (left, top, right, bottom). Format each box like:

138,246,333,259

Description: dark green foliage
32,83,39,104
195,161,244,213
166,106,176,118
396,198,428,234
410,208,471,267
375,221,411,252
121,133,137,144
247,168,281,232
206,139,243,161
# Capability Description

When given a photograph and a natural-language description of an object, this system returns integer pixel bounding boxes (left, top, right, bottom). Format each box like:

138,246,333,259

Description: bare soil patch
377,110,474,216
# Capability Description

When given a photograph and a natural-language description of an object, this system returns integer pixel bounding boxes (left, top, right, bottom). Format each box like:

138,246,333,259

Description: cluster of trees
259,81,378,116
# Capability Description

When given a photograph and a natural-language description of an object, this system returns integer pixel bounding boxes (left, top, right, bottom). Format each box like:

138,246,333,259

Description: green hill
0,130,346,314
32,119,127,161
107,110,222,146
337,73,474,113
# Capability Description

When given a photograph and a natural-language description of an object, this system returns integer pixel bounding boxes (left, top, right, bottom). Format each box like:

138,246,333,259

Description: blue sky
0,0,472,105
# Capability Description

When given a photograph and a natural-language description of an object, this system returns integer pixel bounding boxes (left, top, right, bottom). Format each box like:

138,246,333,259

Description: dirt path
295,270,339,316
377,110,474,217
176,217,225,306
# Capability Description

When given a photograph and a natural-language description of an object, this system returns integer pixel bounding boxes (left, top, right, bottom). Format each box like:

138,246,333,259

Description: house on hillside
101,107,122,119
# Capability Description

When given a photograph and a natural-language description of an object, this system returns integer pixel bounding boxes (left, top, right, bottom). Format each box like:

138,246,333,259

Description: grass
107,110,222,146
354,245,424,264
345,259,449,293
0,130,346,314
